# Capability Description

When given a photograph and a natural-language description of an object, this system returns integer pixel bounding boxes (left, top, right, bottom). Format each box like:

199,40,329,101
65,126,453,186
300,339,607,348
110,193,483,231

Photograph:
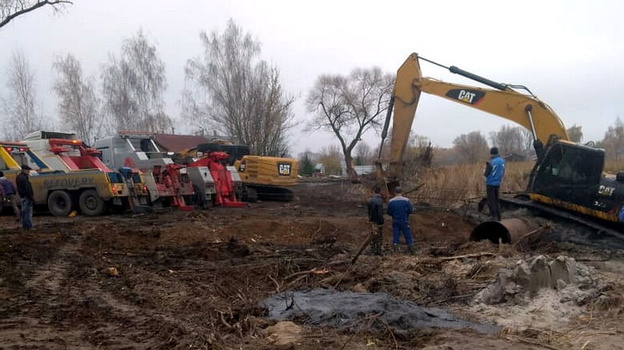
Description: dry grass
411,161,534,206
398,158,619,207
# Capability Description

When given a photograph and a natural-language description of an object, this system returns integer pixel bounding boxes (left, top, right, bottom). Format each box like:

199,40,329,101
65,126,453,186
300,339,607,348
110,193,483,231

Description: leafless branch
0,0,72,29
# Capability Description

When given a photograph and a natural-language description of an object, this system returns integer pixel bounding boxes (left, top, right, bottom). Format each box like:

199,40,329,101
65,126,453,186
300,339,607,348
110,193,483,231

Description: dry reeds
409,161,534,206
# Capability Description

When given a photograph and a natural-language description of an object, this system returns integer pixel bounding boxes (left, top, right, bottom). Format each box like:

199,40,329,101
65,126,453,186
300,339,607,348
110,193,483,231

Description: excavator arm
380,53,569,187
379,53,624,236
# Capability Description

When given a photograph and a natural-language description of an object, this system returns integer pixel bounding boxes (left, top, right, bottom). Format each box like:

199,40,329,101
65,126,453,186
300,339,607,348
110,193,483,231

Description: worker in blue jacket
387,187,415,255
484,147,506,221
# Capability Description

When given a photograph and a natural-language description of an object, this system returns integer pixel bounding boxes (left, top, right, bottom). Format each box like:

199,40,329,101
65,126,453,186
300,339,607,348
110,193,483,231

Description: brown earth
0,181,622,349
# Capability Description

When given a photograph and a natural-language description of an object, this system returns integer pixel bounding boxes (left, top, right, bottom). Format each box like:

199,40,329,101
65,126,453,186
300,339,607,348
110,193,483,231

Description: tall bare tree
52,53,102,145
489,125,531,157
183,19,295,156
101,30,171,133
0,0,72,29
453,131,489,164
1,49,43,140
306,67,393,180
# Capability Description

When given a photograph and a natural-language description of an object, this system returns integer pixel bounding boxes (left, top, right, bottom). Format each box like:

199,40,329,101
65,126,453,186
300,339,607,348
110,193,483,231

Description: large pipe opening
470,218,538,244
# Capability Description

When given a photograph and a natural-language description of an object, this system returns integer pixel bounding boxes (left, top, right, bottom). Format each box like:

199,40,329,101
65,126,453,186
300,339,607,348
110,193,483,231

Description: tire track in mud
0,226,85,347
1,222,217,349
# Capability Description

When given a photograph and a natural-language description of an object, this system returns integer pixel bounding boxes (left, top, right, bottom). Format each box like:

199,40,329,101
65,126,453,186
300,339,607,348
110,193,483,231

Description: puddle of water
261,288,498,334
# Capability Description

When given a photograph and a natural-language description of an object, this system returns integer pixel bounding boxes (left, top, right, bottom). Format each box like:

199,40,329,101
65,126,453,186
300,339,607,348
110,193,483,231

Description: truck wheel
48,190,74,217
190,185,208,209
79,189,106,216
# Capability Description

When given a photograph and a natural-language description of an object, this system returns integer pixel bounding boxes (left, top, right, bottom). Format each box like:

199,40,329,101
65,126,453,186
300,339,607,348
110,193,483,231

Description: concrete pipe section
470,218,539,244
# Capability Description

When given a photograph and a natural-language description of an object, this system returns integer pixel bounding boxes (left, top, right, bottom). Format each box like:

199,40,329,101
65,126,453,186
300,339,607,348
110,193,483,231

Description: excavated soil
0,180,623,349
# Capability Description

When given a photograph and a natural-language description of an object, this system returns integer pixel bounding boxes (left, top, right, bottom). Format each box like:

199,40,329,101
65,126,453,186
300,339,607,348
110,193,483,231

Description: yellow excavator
177,142,299,202
377,53,624,240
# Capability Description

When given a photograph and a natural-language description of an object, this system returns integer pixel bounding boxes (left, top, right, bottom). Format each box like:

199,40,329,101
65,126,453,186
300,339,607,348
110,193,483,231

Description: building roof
152,134,211,152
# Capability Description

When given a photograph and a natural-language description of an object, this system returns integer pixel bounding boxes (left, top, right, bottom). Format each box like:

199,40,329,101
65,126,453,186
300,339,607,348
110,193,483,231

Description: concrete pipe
470,218,539,244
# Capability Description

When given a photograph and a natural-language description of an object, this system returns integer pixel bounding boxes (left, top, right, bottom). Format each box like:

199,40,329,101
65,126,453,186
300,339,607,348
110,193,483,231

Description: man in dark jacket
387,187,415,254
16,165,34,230
0,171,20,222
367,185,384,255
484,147,506,221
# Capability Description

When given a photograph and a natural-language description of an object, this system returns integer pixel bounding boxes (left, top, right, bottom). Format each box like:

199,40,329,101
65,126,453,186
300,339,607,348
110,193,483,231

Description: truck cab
94,132,196,209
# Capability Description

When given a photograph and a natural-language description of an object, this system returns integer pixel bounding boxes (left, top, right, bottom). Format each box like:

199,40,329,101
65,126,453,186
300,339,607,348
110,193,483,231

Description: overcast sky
1,0,623,156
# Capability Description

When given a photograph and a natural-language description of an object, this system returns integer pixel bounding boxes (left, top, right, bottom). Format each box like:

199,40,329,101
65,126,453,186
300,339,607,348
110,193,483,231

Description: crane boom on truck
378,53,624,240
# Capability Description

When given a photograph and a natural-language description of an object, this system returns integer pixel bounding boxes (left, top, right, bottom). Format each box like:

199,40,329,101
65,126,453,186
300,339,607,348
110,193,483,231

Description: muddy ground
0,180,623,349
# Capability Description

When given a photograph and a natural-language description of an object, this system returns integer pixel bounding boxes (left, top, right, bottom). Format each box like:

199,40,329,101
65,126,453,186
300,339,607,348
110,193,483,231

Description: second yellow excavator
177,142,299,202
377,53,624,241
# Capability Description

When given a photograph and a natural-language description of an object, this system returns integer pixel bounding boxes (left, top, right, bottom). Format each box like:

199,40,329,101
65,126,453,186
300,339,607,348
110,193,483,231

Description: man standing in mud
0,171,21,222
16,165,34,230
387,187,415,255
484,147,506,221
367,185,384,255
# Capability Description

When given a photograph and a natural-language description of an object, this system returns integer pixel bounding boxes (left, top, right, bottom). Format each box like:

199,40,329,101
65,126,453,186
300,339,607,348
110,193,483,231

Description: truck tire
48,190,74,217
189,185,208,209
79,189,106,216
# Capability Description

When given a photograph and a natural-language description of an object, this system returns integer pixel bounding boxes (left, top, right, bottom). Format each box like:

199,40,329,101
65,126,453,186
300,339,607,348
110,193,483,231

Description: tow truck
1,140,130,216
93,131,198,210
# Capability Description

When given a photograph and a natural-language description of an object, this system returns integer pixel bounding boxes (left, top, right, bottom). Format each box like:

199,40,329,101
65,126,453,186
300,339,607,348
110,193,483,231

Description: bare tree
354,142,373,165
101,30,171,133
306,67,393,181
566,124,583,143
601,117,624,160
1,49,43,140
0,0,72,29
489,125,530,157
405,134,433,169
52,53,102,145
183,19,295,156
317,145,342,175
453,131,489,164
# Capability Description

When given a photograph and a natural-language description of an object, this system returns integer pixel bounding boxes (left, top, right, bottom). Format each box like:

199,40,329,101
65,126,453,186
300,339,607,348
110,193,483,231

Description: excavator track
246,185,294,202
500,195,624,250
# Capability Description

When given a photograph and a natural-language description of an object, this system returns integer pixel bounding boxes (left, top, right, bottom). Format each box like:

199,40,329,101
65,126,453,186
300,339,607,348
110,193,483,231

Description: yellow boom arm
384,53,569,181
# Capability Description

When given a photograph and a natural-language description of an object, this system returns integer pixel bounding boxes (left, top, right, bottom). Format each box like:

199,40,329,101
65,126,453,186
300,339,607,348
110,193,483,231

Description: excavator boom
380,52,623,240
384,53,568,183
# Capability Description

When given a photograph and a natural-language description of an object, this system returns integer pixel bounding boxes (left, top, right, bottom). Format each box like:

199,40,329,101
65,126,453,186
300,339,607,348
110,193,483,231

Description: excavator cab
529,141,604,208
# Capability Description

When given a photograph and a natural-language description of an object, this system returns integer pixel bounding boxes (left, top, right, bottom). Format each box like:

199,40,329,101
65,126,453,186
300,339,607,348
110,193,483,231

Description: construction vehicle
0,140,131,216
180,151,245,207
377,52,624,239
178,142,299,202
24,131,152,213
93,132,198,210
